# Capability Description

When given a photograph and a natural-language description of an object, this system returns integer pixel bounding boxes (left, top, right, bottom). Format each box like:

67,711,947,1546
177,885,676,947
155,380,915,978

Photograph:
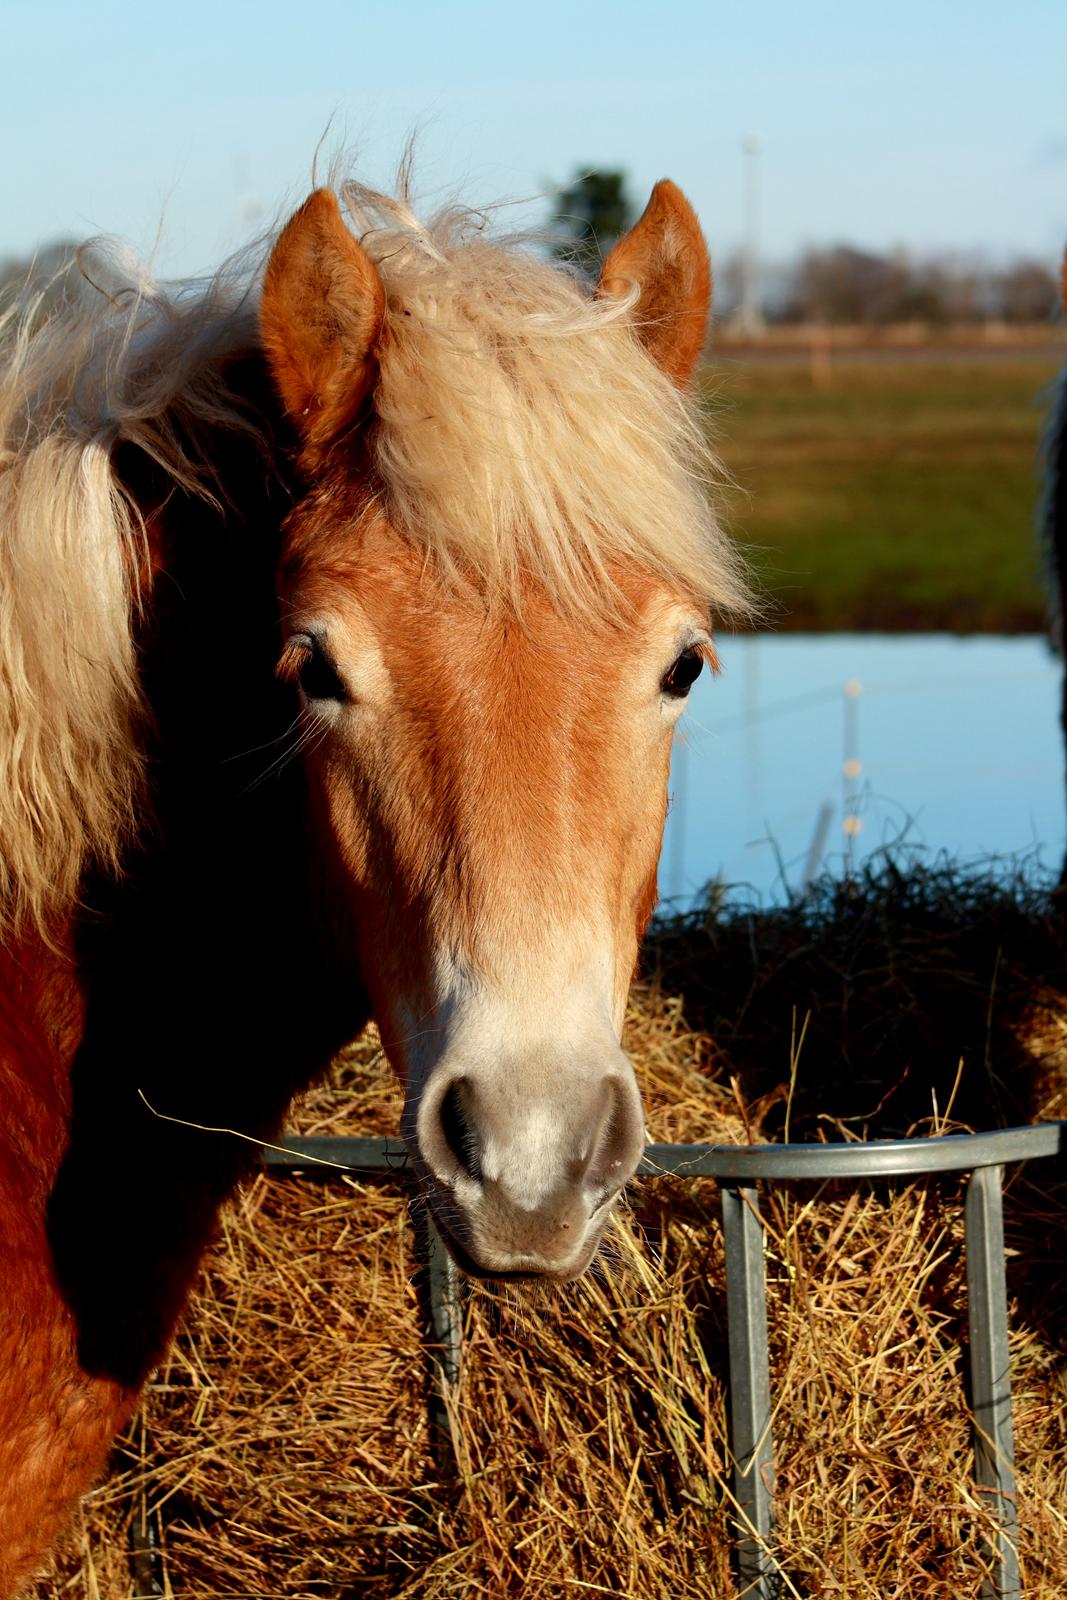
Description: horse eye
299,641,347,702
662,648,704,699
279,636,347,703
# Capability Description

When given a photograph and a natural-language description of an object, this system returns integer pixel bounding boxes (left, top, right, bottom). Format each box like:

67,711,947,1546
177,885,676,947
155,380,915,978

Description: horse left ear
598,180,711,387
260,189,386,461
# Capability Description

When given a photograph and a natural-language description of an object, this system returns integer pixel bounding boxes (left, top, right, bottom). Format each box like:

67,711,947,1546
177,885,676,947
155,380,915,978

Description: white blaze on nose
467,1067,620,1211
405,958,647,1276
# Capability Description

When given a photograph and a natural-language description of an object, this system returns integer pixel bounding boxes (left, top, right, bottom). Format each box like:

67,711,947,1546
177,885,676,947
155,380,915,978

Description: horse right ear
598,180,711,388
260,189,385,463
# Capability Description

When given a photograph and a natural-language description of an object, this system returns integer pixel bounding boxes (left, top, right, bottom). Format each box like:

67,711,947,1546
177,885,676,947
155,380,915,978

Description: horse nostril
588,1072,644,1195
439,1080,483,1185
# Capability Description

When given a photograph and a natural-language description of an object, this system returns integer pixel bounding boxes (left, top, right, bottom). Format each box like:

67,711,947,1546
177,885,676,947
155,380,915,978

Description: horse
1042,249,1067,878
0,169,749,1591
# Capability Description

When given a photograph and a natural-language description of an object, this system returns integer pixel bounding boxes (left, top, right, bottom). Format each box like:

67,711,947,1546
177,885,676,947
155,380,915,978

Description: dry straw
28,863,1067,1597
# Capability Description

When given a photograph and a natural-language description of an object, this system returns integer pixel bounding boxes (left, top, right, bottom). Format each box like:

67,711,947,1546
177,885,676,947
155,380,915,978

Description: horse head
258,181,748,1279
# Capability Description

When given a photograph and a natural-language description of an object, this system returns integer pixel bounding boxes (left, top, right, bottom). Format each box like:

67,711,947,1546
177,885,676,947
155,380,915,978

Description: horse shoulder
0,940,131,1596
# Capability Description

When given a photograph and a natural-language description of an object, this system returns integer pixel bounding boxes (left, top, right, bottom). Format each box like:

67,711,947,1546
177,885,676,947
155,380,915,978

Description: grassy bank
705,349,1066,631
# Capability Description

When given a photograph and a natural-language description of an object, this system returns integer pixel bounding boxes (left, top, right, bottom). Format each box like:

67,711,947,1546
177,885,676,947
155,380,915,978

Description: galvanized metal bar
965,1165,1020,1599
411,1211,464,1478
127,1409,164,1599
643,1121,1065,1182
262,1120,1066,1183
721,1182,778,1599
425,1216,463,1391
128,1497,163,1598
262,1135,406,1174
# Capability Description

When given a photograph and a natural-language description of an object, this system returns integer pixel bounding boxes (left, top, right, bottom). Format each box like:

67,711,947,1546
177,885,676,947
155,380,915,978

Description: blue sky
2,0,1064,278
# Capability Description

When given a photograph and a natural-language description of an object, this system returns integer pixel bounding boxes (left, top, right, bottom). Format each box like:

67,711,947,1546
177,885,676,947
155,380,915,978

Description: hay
26,862,1067,1597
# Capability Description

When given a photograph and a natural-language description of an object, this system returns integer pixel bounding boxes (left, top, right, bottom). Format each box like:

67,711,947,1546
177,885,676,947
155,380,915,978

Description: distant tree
936,256,987,323
782,246,917,324
778,243,1060,327
890,257,953,325
549,169,635,274
993,260,1059,322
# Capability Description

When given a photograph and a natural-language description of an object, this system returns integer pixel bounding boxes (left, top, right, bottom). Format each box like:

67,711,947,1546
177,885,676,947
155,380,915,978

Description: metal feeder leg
965,1164,1020,1599
721,1182,778,1598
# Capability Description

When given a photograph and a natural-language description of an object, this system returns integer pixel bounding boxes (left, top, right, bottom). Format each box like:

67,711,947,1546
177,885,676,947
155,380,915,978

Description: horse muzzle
408,1045,646,1280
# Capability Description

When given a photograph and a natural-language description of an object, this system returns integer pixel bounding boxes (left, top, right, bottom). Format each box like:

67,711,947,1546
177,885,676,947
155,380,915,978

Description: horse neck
33,363,372,1392
83,355,370,1108
0,924,83,1183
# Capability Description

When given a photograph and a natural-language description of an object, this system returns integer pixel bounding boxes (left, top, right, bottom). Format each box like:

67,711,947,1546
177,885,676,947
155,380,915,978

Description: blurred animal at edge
1041,249,1067,875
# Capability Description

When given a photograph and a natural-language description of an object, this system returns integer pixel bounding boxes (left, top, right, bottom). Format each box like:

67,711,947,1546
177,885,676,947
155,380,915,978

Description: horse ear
598,180,711,387
260,189,385,459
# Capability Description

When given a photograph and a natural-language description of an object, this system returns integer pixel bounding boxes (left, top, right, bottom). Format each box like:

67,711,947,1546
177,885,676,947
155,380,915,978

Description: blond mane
0,251,262,943
0,176,750,944
343,179,751,620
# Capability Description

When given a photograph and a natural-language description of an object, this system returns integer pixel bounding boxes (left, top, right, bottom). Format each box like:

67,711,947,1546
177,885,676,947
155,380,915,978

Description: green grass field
702,350,1066,631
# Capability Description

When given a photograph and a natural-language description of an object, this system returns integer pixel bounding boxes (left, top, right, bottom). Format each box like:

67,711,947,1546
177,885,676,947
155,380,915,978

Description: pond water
659,634,1065,908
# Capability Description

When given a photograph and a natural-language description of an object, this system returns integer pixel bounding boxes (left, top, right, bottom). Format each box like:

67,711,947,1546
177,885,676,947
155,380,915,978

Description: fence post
721,1182,778,1598
415,1213,464,1474
965,1165,1020,1599
129,1498,164,1598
